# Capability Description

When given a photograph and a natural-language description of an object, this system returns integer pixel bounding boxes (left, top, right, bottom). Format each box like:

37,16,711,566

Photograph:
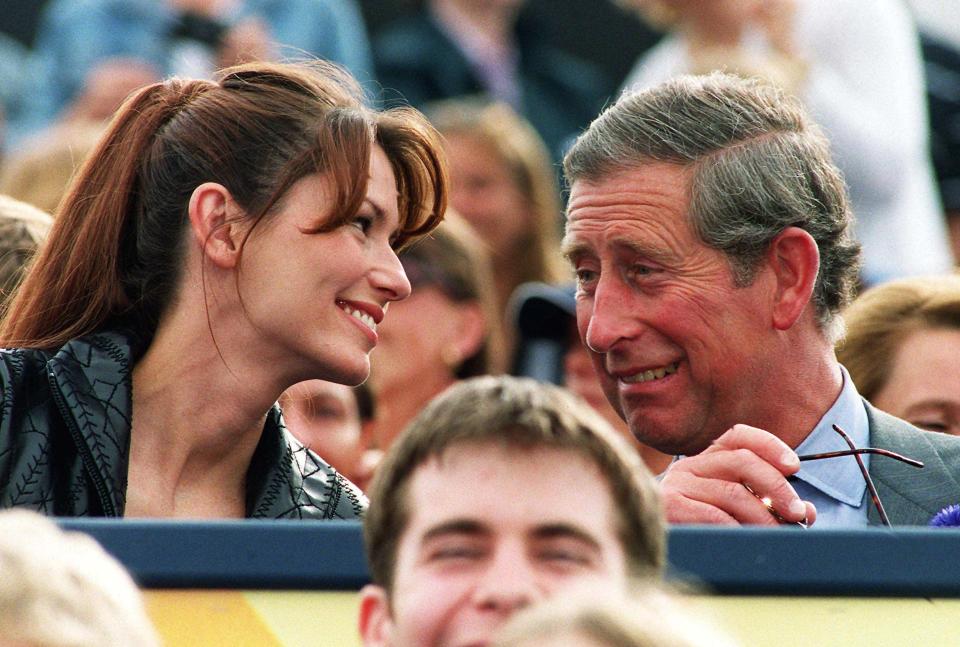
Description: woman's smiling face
237,144,412,387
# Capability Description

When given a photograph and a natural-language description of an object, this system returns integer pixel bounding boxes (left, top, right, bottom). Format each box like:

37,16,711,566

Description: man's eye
539,548,590,565
627,264,655,278
575,268,598,286
431,546,483,561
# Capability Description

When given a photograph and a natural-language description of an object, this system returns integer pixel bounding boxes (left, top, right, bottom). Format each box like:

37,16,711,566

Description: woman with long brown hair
0,60,446,519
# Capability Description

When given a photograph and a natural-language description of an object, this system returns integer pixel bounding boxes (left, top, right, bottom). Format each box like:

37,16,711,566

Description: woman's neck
125,309,281,518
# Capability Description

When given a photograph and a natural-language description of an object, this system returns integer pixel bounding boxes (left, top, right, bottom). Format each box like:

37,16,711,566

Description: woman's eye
351,215,374,234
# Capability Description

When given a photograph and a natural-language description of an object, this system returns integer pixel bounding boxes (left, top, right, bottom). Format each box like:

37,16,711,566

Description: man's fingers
663,468,801,526
707,424,801,476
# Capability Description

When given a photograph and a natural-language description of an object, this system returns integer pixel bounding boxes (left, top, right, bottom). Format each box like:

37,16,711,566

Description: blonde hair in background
493,585,741,647
427,97,569,287
0,194,53,307
0,123,105,216
0,509,160,647
837,274,960,401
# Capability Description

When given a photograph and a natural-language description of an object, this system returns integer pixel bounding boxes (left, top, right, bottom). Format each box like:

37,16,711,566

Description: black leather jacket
0,330,366,519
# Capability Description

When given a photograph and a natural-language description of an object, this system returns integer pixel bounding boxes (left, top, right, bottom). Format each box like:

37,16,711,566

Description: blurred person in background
837,275,960,438
511,282,673,474
372,0,610,162
12,0,374,148
280,380,380,490
493,586,739,647
0,32,29,157
0,194,52,308
0,122,105,216
368,214,505,452
619,0,954,286
428,97,568,356
0,509,160,647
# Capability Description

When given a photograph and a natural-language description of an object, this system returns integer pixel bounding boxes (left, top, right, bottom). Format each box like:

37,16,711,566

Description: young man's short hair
363,375,665,592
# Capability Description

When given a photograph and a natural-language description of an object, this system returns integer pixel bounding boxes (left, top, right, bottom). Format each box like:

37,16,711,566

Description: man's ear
767,226,820,330
187,182,245,269
358,584,393,647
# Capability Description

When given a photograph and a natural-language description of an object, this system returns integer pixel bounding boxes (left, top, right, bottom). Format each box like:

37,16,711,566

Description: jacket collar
46,330,139,516
46,329,342,518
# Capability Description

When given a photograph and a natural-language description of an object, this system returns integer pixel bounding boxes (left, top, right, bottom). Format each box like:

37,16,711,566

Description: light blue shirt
791,365,871,528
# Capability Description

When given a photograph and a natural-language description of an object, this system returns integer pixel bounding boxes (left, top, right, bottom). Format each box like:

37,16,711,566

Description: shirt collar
792,365,870,507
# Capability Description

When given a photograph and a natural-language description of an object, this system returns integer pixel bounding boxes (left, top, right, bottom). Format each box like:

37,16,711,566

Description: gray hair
564,73,860,338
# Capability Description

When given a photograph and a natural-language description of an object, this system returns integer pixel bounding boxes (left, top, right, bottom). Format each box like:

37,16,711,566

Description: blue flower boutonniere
929,504,960,527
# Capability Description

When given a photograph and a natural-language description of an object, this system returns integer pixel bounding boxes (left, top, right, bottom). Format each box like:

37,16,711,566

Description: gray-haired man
561,72,960,527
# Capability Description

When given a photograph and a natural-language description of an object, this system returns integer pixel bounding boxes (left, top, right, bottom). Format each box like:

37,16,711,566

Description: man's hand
661,424,817,526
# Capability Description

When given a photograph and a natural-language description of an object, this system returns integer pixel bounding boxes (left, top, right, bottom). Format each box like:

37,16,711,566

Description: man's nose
471,547,540,614
584,275,636,355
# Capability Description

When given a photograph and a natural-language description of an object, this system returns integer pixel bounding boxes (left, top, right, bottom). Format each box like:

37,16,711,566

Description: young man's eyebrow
420,519,489,543
532,523,603,551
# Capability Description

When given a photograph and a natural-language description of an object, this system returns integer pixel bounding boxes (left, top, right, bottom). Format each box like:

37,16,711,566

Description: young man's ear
767,226,820,331
187,182,245,269
358,584,393,647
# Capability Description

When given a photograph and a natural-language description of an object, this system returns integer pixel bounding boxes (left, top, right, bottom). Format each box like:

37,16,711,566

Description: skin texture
871,327,960,437
358,443,630,647
562,162,823,526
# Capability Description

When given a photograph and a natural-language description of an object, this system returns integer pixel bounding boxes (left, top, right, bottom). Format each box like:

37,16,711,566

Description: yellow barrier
144,591,960,647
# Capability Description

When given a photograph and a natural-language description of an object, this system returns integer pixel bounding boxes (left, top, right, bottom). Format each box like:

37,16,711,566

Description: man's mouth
620,361,679,384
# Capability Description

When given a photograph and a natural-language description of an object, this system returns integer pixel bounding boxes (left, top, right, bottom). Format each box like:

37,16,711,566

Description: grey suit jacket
865,401,960,526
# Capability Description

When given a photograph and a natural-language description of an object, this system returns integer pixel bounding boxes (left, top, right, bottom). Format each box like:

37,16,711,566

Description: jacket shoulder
0,346,61,512
867,403,960,524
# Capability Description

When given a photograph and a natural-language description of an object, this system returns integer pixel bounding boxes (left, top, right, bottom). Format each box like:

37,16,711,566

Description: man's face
359,443,630,647
562,163,776,455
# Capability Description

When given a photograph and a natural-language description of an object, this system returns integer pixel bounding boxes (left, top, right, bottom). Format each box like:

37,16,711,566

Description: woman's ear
187,182,245,269
768,226,820,331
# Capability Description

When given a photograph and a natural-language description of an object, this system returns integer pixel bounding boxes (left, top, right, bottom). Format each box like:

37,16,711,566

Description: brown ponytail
0,60,446,349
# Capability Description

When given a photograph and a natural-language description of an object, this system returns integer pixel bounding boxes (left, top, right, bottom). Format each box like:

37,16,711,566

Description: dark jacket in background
373,10,612,163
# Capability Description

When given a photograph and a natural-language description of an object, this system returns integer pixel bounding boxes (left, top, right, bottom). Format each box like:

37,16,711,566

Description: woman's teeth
341,304,376,331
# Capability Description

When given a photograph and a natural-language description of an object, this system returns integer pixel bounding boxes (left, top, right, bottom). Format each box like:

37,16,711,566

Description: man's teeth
341,304,376,331
622,362,679,384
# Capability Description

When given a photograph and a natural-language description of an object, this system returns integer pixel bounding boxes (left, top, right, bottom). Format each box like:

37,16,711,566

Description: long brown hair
0,61,446,349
